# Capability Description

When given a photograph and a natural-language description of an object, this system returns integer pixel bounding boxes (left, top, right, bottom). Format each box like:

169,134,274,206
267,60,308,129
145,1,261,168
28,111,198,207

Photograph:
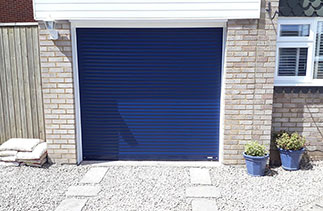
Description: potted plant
276,132,306,171
243,141,269,176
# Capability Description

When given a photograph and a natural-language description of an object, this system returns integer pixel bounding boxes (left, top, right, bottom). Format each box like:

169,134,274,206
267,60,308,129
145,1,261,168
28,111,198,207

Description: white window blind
278,48,308,76
314,21,323,79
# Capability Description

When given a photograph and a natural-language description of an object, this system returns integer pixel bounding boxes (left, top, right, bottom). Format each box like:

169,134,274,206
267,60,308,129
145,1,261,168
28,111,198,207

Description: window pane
298,48,307,76
280,24,310,37
314,22,323,79
278,48,308,76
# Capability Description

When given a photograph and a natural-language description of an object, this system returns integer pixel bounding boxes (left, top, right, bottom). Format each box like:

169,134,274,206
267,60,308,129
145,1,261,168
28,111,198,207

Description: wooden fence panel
0,25,45,144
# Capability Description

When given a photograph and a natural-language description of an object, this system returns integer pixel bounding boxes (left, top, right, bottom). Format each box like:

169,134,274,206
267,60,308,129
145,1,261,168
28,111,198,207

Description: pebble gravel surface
209,161,323,211
0,164,89,211
82,166,191,211
0,161,323,211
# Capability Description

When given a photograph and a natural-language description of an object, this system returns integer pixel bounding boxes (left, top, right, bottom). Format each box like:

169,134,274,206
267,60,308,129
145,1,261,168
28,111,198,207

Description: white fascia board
71,20,227,28
33,0,261,21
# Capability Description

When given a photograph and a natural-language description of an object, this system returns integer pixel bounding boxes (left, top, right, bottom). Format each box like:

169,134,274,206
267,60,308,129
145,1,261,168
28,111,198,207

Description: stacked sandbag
0,138,47,167
0,150,18,162
16,142,47,167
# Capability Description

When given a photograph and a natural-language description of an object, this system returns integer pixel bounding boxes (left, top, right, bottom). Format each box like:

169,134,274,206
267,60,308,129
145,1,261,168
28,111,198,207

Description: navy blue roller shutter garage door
77,28,222,161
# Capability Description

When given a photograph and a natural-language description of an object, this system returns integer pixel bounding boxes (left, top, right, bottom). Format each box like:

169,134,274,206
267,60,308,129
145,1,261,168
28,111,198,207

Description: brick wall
39,21,77,164
223,0,279,164
0,0,35,23
272,88,323,161
37,3,279,165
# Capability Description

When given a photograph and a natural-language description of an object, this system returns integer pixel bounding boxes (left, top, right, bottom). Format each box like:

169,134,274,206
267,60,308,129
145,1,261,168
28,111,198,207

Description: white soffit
33,0,262,21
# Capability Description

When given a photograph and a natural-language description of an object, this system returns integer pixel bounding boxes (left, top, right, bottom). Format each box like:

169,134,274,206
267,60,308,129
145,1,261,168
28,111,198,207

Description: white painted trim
81,160,222,167
0,22,38,26
71,20,226,163
273,81,323,87
277,18,315,42
33,0,36,22
33,0,262,21
218,24,227,164
71,20,227,28
278,17,323,20
71,23,83,164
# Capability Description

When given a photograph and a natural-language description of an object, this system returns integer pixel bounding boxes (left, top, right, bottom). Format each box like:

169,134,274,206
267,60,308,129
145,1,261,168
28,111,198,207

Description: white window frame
277,19,315,42
70,20,227,164
276,42,314,83
275,17,323,86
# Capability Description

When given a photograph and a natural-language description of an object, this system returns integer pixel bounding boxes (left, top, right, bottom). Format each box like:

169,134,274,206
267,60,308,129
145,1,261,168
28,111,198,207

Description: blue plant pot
278,148,305,171
243,152,269,176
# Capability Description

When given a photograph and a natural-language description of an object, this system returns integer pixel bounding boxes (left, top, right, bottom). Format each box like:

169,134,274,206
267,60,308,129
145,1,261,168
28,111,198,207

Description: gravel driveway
82,166,190,211
0,161,323,211
209,162,323,211
0,164,90,211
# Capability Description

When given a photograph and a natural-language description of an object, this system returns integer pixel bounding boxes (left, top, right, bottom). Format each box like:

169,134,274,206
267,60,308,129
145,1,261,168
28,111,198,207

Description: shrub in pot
276,132,306,171
243,141,269,176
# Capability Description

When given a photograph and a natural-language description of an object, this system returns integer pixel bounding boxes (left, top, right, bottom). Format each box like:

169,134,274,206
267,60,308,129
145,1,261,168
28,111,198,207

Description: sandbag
19,153,47,167
0,156,16,162
23,158,47,167
16,142,47,160
0,161,20,167
0,150,17,157
0,138,42,152
17,152,47,163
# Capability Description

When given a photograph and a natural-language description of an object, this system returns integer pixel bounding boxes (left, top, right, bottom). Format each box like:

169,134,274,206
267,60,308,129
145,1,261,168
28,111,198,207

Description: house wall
223,0,279,164
38,0,279,164
38,21,77,164
272,88,323,162
0,0,35,23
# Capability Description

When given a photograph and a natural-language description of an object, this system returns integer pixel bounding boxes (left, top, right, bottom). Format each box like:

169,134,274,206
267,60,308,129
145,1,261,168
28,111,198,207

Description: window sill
274,79,323,87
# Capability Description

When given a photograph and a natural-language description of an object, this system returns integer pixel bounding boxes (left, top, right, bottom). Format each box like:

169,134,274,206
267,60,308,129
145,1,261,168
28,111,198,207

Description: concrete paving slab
80,167,108,184
186,186,221,198
66,186,101,197
192,199,218,211
190,168,211,185
55,198,87,211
